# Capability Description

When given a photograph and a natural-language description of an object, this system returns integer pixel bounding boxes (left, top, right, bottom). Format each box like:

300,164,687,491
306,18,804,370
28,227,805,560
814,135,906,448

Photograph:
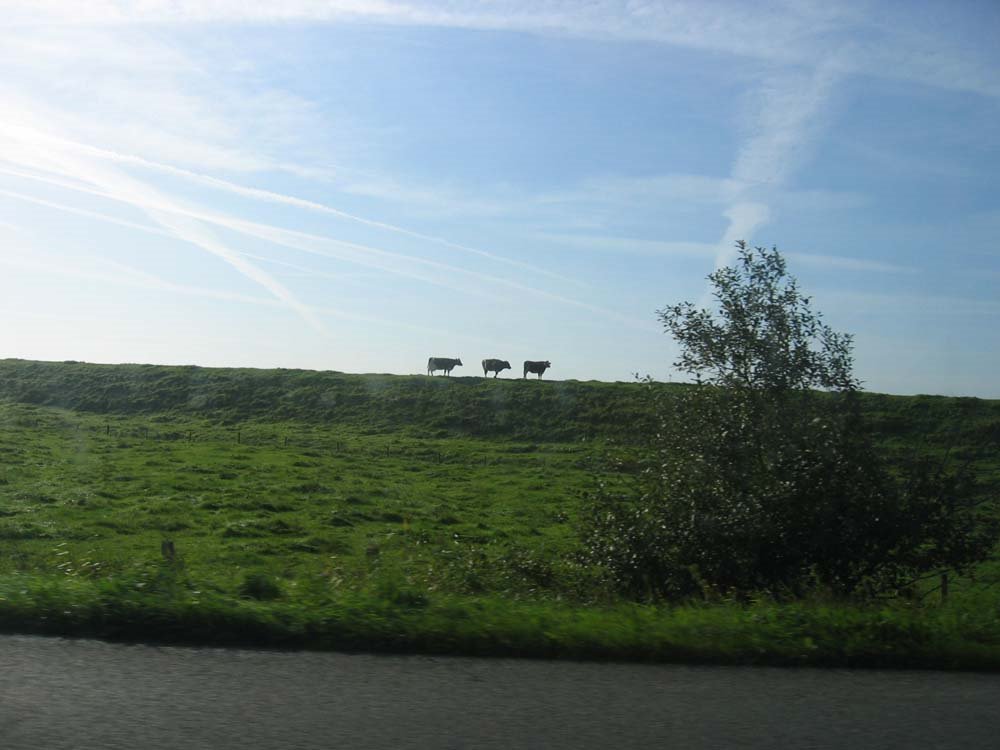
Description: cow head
501,360,511,369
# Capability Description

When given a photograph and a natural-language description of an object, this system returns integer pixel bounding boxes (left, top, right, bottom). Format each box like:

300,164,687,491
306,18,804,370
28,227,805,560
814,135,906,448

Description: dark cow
482,358,511,378
523,360,551,379
427,357,462,376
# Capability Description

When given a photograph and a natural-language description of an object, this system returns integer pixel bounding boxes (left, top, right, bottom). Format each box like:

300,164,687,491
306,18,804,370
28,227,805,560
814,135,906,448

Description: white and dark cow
427,357,463,376
523,360,551,379
482,358,511,378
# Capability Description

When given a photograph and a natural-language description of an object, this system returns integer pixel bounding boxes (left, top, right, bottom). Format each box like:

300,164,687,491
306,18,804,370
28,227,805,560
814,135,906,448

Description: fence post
237,429,241,445
161,539,176,562
941,572,949,604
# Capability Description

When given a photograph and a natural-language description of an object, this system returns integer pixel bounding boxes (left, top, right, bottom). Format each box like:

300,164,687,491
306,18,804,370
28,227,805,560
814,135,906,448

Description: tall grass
2,568,999,669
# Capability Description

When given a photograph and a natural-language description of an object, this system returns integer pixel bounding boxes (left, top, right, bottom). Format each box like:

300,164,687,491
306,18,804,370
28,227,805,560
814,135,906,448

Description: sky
0,1,998,397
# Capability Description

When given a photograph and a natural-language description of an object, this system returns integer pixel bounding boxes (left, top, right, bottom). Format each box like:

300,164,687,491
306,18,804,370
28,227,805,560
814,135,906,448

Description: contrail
0,124,581,287
0,172,504,304
0,245,498,345
0,156,324,331
707,63,842,278
0,186,380,287
0,186,173,239
0,246,275,307
0,161,653,330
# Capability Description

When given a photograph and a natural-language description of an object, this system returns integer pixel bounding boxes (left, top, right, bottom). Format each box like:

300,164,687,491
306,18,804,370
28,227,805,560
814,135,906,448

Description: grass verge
2,571,999,670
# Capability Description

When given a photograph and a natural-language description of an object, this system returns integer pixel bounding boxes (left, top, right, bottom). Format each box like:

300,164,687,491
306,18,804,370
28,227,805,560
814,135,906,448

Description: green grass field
1,358,999,667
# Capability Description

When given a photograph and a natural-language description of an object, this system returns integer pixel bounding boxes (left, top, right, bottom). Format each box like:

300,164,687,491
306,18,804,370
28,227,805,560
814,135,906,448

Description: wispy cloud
0,125,576,287
710,203,773,271
0,218,31,236
534,233,717,258
0,245,273,307
730,64,842,190
534,231,912,275
0,186,173,240
1,160,654,330
787,253,914,275
701,53,843,284
0,244,497,345
0,140,324,331
825,289,1000,318
9,1,998,97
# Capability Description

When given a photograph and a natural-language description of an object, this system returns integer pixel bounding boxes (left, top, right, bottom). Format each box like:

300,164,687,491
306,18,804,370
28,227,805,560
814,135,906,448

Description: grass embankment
1,358,999,667
0,358,663,441
4,572,1000,669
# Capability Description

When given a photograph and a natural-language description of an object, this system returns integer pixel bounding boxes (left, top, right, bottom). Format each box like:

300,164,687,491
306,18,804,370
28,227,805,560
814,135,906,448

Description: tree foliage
660,243,856,392
587,242,996,599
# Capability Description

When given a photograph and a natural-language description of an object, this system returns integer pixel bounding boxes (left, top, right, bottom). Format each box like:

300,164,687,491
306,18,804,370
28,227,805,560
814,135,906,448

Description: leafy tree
587,242,996,599
660,243,856,393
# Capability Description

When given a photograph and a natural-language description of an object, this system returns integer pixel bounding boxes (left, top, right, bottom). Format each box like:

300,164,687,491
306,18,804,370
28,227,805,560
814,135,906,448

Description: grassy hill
0,358,667,441
2,358,999,450
1,358,999,666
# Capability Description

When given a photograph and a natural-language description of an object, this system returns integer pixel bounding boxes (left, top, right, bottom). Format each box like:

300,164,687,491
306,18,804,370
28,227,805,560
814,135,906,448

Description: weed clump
238,572,282,601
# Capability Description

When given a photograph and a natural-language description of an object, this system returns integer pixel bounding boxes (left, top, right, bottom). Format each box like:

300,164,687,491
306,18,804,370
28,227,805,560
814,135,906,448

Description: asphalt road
2,634,999,749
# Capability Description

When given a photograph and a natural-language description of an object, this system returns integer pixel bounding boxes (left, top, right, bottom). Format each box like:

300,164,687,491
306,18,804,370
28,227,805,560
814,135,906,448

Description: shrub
238,572,283,601
586,242,997,599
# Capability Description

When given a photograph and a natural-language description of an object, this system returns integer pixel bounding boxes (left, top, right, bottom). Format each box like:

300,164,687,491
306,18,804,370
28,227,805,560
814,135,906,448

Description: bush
586,242,997,600
238,572,283,601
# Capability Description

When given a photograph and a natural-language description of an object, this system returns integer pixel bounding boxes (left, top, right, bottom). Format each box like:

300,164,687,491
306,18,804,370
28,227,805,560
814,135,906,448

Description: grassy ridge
2,358,998,447
0,359,665,441
1,358,999,666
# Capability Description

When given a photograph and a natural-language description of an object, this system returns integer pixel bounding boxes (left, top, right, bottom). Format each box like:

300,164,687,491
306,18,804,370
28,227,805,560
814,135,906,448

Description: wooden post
106,423,110,436
941,572,949,603
237,430,241,445
161,539,176,562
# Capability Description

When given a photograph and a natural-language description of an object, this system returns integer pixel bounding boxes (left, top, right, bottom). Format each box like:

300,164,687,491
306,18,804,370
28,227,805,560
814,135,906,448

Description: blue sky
0,1,998,396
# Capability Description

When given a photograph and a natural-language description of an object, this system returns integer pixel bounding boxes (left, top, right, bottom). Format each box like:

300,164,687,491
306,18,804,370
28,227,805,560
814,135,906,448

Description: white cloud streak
0,245,495,345
534,231,913,274
730,64,842,190
8,1,998,98
0,186,173,239
0,124,577,287
706,59,843,285
0,161,653,330
0,143,324,331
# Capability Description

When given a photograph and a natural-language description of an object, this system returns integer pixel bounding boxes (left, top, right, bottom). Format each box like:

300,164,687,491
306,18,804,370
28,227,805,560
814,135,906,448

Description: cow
523,360,551,379
482,359,511,378
427,357,462,376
